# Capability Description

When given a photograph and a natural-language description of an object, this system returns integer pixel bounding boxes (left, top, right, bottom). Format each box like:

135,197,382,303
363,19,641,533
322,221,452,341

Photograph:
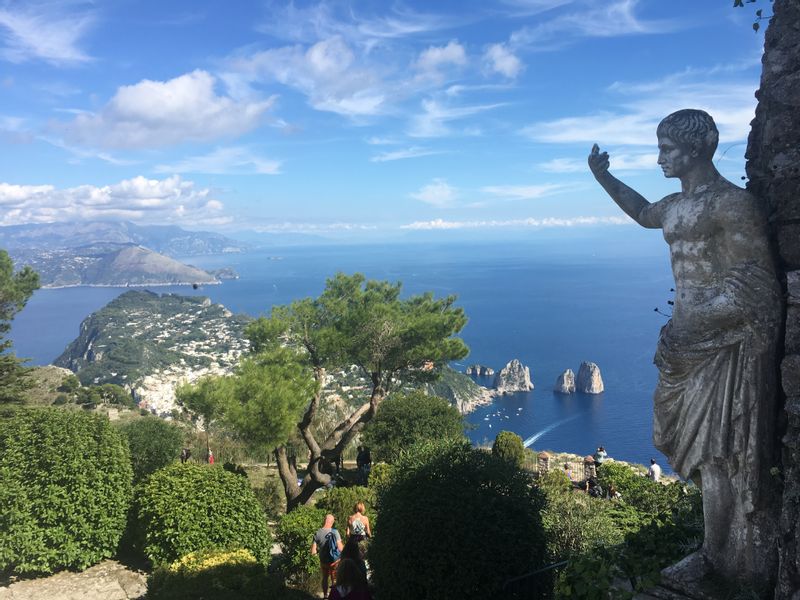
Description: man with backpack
311,513,344,599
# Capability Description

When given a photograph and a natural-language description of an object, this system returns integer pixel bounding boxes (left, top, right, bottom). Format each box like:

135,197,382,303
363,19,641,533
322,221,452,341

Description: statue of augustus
589,109,781,591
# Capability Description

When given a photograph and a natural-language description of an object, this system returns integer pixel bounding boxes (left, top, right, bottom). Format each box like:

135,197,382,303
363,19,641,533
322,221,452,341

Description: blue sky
0,0,767,238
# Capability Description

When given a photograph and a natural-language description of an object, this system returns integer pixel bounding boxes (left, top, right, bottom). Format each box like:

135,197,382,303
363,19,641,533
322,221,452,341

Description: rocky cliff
465,364,495,376
493,359,534,394
425,367,494,413
554,369,576,394
576,361,604,394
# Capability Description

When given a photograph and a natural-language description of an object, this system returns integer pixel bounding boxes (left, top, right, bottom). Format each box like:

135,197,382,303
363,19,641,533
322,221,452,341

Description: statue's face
657,136,694,179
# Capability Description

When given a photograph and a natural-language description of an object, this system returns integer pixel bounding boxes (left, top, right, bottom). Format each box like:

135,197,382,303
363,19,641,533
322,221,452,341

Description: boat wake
523,415,581,448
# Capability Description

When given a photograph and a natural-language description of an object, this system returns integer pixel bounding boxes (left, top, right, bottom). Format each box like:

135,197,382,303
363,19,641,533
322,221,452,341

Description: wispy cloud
0,175,229,226
401,216,631,230
0,1,95,65
155,147,282,175
415,40,467,73
538,152,657,173
481,184,565,200
248,221,377,233
482,43,523,79
371,146,443,162
408,98,506,137
410,178,458,207
523,67,757,147
57,70,275,149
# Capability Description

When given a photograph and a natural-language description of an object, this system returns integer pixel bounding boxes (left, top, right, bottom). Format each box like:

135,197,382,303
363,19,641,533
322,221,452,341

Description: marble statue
588,109,781,590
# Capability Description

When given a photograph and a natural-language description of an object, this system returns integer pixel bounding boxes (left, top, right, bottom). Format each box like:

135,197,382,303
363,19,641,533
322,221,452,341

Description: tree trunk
744,1,800,596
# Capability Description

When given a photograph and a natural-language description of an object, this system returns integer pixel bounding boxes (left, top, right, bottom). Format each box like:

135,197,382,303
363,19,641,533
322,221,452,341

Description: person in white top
648,458,662,482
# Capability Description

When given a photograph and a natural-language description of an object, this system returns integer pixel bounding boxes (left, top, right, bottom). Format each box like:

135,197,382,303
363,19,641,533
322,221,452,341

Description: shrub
0,408,133,574
147,548,271,600
597,461,684,517
492,430,525,468
253,478,285,519
315,486,374,535
275,505,326,584
361,391,465,463
116,417,184,483
134,463,271,566
370,439,548,600
367,461,393,493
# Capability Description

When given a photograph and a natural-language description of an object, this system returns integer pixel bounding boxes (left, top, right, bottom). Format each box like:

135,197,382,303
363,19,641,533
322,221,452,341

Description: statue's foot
659,552,718,600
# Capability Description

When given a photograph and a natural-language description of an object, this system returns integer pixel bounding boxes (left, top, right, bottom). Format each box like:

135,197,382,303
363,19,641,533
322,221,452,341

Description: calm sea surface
9,233,675,469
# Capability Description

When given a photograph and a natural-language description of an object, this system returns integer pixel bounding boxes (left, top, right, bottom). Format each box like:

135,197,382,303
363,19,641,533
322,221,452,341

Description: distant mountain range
12,243,226,288
0,221,249,257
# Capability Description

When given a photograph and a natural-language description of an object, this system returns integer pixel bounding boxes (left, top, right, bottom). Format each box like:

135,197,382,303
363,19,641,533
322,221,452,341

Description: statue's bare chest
661,194,719,246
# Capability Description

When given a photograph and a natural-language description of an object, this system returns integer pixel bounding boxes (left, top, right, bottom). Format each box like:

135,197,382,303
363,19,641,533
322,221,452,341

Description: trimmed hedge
275,505,326,582
370,439,549,600
134,463,271,566
147,548,268,600
0,408,133,574
116,417,184,483
315,486,374,535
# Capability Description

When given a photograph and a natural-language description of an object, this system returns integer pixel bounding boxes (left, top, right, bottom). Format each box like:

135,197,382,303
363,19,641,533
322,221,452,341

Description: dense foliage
134,463,271,566
315,486,375,534
361,391,465,463
0,408,133,574
116,417,184,483
370,439,548,600
147,549,271,600
0,250,39,404
492,430,526,469
275,505,326,583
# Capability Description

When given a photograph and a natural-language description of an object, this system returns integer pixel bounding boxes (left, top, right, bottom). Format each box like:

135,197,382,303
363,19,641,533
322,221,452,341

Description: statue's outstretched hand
588,143,610,178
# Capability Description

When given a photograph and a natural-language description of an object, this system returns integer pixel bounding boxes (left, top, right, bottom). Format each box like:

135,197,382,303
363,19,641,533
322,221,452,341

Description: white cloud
538,152,658,173
408,98,506,137
537,157,585,173
59,70,275,149
483,43,523,79
249,221,377,233
0,1,94,65
365,136,398,145
0,175,229,226
416,40,467,72
155,147,282,175
401,216,631,230
371,147,442,162
410,178,458,207
480,184,566,200
227,38,386,118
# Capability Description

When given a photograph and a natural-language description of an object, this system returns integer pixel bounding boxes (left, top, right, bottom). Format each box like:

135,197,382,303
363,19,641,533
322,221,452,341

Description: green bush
134,463,271,566
492,430,525,469
361,391,465,463
116,417,184,483
597,461,683,517
315,486,374,535
147,548,271,600
367,461,393,493
370,439,548,600
253,478,285,519
275,505,326,583
0,408,133,574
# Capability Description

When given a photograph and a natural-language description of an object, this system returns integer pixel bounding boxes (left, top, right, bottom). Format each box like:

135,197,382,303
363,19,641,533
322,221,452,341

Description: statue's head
656,109,719,161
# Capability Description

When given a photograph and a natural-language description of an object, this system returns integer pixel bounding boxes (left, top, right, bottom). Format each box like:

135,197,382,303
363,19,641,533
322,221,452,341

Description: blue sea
9,229,675,469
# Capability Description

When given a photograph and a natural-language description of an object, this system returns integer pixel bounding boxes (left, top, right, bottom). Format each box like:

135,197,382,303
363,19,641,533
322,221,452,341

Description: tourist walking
356,446,372,485
207,449,214,464
648,458,662,482
347,502,372,542
593,446,608,469
328,558,372,600
180,447,191,464
311,514,344,599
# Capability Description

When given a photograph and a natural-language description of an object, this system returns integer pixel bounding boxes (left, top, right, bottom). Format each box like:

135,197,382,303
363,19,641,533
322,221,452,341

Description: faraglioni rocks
554,369,576,394
576,362,604,394
465,364,495,376
493,359,534,394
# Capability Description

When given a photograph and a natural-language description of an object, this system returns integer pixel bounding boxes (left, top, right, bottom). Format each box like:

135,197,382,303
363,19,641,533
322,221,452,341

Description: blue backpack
323,530,341,563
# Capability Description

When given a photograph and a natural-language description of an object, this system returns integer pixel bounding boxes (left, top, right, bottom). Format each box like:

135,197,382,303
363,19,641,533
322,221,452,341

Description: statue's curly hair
657,109,719,160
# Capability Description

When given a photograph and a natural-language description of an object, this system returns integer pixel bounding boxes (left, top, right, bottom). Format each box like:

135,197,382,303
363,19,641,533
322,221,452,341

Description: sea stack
466,364,495,376
554,369,576,394
493,359,534,394
576,361,604,394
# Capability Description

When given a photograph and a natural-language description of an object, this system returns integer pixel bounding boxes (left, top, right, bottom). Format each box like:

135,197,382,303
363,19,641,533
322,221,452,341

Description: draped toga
652,263,781,513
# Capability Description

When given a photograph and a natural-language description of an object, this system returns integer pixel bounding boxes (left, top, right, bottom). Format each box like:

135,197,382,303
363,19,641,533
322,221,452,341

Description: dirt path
0,560,147,600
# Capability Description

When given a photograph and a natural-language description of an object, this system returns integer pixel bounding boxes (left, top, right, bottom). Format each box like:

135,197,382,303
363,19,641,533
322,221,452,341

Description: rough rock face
493,359,533,394
465,364,495,376
745,2,800,595
554,369,576,394
576,362,604,394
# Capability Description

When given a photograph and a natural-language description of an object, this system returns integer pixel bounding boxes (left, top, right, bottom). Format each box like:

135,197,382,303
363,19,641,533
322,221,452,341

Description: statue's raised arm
588,143,662,229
